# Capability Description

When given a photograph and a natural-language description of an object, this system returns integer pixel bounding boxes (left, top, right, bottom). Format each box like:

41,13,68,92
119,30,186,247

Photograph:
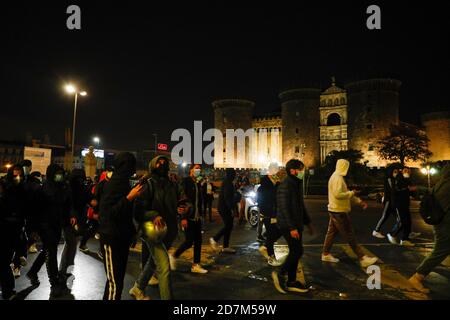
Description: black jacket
39,164,73,227
99,152,136,240
276,174,311,231
180,176,202,221
218,174,237,214
70,169,91,222
257,176,278,218
133,155,180,235
0,171,27,224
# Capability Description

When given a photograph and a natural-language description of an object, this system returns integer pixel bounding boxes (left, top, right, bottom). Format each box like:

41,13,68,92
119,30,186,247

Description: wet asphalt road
4,197,450,300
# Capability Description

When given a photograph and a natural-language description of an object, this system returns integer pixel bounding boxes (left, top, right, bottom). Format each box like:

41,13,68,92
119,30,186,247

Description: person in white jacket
321,159,379,268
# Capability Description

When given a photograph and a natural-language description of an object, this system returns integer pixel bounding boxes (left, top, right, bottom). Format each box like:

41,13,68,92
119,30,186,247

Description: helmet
142,219,167,244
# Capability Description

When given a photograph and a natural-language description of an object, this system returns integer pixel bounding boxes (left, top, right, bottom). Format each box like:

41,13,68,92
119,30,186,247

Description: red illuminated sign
157,143,168,151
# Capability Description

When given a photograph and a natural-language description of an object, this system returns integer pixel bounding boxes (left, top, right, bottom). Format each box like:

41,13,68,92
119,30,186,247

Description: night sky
1,1,449,151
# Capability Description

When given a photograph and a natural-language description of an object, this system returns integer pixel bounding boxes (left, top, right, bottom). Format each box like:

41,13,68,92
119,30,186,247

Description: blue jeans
137,237,172,300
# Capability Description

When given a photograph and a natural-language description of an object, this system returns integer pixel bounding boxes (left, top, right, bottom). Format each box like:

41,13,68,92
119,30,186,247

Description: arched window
340,97,346,105
327,99,332,106
334,98,339,105
320,100,325,107
327,113,341,126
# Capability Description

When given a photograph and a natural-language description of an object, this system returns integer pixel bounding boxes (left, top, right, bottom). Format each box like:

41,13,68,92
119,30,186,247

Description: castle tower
212,99,255,168
279,88,321,168
319,77,349,164
345,78,401,167
421,111,450,161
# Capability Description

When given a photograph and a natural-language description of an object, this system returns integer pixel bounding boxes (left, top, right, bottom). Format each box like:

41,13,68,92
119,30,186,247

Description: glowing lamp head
79,91,87,96
421,168,428,175
65,84,76,94
430,168,437,175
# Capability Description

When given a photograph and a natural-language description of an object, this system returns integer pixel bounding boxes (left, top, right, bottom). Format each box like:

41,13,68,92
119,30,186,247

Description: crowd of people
0,153,449,300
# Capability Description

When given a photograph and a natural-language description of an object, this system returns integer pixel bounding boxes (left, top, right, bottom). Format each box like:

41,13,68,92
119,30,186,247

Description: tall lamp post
421,165,437,189
65,84,87,169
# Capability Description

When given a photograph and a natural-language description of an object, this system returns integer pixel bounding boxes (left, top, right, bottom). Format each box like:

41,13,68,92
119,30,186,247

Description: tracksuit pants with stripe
101,236,131,300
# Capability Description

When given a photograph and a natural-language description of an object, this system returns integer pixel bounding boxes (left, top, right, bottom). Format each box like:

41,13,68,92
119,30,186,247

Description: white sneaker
409,232,421,239
372,231,385,239
191,264,208,274
129,284,151,300
360,255,378,268
28,244,38,254
258,246,269,260
387,233,399,245
401,240,415,247
148,275,159,286
321,254,340,263
268,256,283,267
222,247,236,254
209,237,219,252
169,254,177,271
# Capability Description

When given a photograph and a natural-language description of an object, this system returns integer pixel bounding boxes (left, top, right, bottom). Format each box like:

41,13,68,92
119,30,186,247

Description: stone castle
213,78,450,170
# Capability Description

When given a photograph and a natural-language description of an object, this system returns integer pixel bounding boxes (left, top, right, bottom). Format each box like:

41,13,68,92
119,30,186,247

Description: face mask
54,174,64,183
193,169,201,178
296,171,304,180
155,166,169,177
107,172,113,179
13,175,21,185
403,173,410,178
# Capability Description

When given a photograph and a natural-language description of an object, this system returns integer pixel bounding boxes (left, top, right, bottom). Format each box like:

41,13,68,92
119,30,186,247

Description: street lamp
93,136,100,148
64,83,87,169
421,165,437,189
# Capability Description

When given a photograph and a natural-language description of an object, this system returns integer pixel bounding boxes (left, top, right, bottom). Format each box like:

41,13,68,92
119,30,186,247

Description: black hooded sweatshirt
0,167,27,224
69,169,91,222
99,152,136,241
39,164,73,227
257,175,278,218
218,168,237,214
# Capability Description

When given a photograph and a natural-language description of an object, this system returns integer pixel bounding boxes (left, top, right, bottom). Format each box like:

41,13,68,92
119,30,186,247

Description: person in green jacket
409,164,450,293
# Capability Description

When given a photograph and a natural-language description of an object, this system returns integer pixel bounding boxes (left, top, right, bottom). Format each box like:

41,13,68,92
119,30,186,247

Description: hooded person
409,164,450,293
79,168,113,255
130,155,182,300
98,152,143,300
321,159,378,268
26,164,73,298
372,163,402,239
210,168,239,254
59,169,91,280
0,164,26,300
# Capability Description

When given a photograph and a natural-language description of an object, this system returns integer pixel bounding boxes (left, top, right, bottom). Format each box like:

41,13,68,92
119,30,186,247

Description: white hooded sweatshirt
327,159,362,213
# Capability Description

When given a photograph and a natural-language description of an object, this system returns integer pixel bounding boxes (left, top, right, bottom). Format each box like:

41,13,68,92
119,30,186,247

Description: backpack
420,187,446,225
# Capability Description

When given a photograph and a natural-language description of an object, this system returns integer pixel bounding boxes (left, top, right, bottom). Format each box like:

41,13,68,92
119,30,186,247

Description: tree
377,123,432,166
324,149,364,167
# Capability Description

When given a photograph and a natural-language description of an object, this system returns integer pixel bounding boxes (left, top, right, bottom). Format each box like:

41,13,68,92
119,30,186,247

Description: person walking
321,159,378,268
257,163,283,267
409,164,450,293
271,159,314,294
172,164,208,274
98,152,143,300
372,164,401,239
210,168,238,254
132,155,181,299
